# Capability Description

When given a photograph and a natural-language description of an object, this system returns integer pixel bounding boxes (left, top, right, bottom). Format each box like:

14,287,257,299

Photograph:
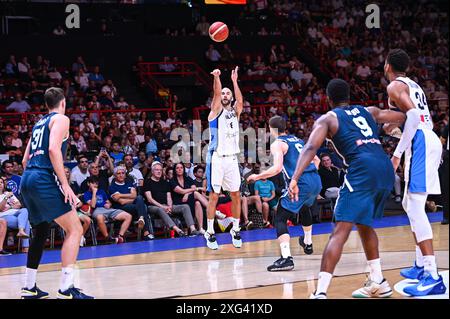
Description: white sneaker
215,210,226,219
352,277,393,298
230,229,242,248
310,292,327,299
79,236,86,247
204,232,219,250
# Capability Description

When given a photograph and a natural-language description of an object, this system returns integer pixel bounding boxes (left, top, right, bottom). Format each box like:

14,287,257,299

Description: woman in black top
170,163,208,233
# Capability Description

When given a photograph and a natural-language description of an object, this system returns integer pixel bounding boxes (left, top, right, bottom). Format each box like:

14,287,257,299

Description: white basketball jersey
208,106,240,156
396,76,433,130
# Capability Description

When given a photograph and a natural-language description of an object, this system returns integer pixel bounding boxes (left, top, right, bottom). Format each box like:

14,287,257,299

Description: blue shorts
280,172,322,214
20,168,72,226
333,187,391,226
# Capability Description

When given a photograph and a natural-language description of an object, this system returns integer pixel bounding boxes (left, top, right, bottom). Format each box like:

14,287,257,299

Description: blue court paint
0,212,443,269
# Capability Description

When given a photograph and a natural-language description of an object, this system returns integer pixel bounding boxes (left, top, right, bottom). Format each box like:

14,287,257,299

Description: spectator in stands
72,56,87,74
145,133,158,156
264,76,280,92
80,156,112,194
53,25,66,36
144,161,201,237
84,176,131,244
88,66,105,85
6,93,31,113
123,154,144,187
195,16,210,36
101,80,117,99
70,155,91,187
0,178,30,253
5,55,17,77
2,160,22,197
109,141,125,166
289,63,304,86
109,166,154,240
18,57,30,75
254,172,275,228
75,69,89,92
0,218,9,255
69,131,87,156
205,44,221,68
171,162,207,233
318,153,342,200
2,135,22,159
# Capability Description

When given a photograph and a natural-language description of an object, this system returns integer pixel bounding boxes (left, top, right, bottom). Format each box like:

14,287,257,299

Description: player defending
205,67,243,250
20,88,93,299
289,79,406,299
385,49,446,297
247,116,321,271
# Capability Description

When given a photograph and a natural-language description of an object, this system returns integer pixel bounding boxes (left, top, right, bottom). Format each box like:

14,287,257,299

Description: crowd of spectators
1,0,449,253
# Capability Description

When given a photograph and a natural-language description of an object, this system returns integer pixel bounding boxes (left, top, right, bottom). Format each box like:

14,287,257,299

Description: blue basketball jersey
26,112,68,170
277,135,316,179
330,105,394,191
277,135,321,213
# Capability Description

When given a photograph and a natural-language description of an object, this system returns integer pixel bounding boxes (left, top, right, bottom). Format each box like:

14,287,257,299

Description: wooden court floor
0,223,448,299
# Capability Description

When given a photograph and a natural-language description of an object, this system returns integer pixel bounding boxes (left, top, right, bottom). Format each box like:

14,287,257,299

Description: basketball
209,21,229,42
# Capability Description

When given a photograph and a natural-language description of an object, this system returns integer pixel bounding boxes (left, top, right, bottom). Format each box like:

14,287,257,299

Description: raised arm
231,66,243,117
290,116,330,201
367,106,406,125
387,81,420,171
208,69,223,121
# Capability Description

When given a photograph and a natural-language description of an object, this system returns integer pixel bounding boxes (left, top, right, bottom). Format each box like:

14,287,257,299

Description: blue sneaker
403,273,447,297
57,286,94,299
21,285,49,299
400,262,424,280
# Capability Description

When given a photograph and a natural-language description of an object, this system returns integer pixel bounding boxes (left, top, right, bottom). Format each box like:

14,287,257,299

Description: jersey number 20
352,116,373,137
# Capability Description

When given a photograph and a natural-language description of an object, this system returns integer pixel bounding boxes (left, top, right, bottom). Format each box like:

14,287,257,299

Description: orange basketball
209,21,229,42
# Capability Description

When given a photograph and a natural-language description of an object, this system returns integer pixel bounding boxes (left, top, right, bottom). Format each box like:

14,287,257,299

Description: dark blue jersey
277,135,321,213
26,112,68,171
277,135,317,180
330,105,394,191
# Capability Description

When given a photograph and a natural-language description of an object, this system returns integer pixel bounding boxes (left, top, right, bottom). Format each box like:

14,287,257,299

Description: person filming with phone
79,148,114,193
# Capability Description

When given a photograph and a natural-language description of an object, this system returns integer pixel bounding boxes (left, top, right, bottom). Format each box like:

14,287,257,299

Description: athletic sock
304,230,312,245
207,219,215,235
280,242,291,258
423,255,439,280
60,267,74,292
24,268,37,289
232,218,240,232
316,272,332,295
367,258,383,284
415,245,424,267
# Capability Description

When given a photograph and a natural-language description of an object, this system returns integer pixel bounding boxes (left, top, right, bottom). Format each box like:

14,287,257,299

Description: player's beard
221,99,231,107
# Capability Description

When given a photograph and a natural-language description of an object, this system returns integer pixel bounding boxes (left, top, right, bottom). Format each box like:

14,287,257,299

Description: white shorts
206,151,241,194
404,129,442,195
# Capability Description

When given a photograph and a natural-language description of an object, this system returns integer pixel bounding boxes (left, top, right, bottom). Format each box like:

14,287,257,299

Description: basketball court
0,212,447,299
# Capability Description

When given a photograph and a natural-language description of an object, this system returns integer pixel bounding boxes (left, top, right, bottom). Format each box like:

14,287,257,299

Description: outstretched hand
231,66,239,82
210,69,221,77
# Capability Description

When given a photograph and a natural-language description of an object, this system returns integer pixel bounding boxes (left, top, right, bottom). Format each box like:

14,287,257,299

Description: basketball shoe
267,256,294,272
400,262,424,280
309,291,327,299
352,277,393,298
204,232,219,250
57,286,94,299
230,229,242,248
21,285,49,299
299,235,313,255
403,273,446,297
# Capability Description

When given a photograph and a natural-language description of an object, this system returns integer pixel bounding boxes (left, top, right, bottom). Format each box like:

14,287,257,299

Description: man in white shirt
70,155,91,187
264,77,280,92
11,131,22,149
124,154,144,187
289,64,304,84
6,93,31,113
205,45,221,62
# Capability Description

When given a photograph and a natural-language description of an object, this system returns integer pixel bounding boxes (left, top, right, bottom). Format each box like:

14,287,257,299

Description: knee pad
299,206,312,227
405,192,433,242
275,206,291,238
